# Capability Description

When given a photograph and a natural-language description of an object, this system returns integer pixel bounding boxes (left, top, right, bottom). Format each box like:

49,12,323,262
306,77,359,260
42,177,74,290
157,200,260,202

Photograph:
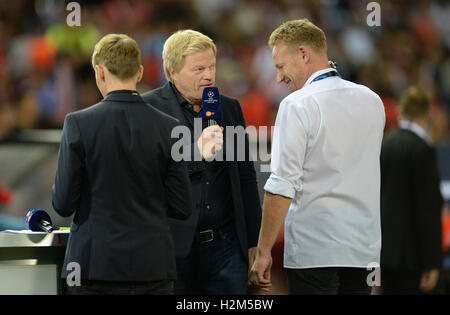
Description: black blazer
380,128,443,271
52,91,192,281
142,83,262,260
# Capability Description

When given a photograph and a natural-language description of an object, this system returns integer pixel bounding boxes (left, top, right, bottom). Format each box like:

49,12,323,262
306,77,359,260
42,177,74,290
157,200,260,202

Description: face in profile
170,48,216,105
272,41,308,93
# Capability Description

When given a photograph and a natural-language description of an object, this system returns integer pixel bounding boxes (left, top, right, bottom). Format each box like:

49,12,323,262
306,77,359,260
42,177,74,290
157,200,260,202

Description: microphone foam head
200,87,222,122
26,208,52,232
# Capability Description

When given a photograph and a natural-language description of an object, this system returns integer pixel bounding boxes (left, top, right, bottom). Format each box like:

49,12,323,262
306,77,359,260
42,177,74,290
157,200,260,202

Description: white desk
0,230,69,295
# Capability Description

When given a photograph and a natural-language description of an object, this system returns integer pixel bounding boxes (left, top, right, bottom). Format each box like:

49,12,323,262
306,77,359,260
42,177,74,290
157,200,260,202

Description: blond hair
399,86,430,119
162,30,217,83
92,34,141,80
269,19,327,56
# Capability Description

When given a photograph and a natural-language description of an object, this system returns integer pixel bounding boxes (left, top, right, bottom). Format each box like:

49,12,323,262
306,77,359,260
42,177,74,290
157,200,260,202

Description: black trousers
65,279,173,295
286,267,373,295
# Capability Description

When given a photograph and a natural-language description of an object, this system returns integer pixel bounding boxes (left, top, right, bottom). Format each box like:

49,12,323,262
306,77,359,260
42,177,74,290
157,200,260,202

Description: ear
298,45,311,64
95,65,106,82
169,67,178,82
136,65,144,83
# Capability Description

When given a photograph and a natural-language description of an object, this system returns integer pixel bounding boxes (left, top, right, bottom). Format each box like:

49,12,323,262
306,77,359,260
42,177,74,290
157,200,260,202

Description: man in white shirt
249,19,385,294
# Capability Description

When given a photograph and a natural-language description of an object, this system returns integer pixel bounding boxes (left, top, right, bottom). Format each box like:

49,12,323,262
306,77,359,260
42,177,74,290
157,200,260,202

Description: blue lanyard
311,71,340,84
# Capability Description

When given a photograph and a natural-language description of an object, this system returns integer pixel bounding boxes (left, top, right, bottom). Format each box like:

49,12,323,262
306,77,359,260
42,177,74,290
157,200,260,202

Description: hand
419,269,439,292
196,125,223,160
248,247,257,273
248,251,272,291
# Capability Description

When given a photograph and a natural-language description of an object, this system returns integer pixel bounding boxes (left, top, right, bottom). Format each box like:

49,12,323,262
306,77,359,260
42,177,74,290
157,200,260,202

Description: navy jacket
52,90,192,281
142,83,262,260
381,128,443,271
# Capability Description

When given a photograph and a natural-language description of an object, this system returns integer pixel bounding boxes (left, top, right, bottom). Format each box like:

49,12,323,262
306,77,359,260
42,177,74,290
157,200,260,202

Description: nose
276,71,284,84
204,66,215,82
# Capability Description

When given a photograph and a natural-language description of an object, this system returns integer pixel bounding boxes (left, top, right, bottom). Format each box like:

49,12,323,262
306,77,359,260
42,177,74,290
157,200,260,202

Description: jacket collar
399,119,431,145
158,82,178,101
103,90,145,103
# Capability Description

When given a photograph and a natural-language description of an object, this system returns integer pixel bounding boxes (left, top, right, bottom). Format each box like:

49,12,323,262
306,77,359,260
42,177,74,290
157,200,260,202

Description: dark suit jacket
381,128,443,271
52,90,192,281
142,83,262,260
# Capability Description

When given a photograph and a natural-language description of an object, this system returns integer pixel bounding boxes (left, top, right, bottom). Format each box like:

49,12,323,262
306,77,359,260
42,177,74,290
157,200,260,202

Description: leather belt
198,223,235,244
199,229,214,243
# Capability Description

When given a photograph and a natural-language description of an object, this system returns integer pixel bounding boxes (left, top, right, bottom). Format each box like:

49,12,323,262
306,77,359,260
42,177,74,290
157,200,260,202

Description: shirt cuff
264,174,301,199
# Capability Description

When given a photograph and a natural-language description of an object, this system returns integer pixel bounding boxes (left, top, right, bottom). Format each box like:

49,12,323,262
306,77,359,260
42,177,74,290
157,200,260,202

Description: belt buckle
199,229,214,243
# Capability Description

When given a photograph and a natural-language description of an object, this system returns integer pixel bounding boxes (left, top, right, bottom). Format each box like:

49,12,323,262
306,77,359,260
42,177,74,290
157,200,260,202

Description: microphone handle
208,119,217,127
39,219,53,233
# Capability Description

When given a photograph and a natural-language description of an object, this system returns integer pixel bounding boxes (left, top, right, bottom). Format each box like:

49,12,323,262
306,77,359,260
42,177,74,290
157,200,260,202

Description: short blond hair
162,30,217,83
399,86,430,119
92,34,141,80
269,19,327,56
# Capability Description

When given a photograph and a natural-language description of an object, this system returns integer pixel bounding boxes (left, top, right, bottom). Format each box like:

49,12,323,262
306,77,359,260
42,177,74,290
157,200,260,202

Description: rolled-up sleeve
264,98,309,199
264,174,300,199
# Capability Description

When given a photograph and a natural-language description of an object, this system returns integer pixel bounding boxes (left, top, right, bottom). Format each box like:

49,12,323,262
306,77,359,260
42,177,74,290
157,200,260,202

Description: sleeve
51,114,84,217
233,99,262,248
264,98,308,199
412,145,444,269
165,121,194,220
168,121,206,175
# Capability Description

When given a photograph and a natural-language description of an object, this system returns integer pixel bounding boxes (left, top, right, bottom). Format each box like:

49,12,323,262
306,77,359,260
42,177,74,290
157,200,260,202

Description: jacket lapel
156,83,188,124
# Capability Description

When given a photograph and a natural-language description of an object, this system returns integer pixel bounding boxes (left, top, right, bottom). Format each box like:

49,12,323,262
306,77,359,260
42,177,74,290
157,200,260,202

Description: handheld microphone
200,87,222,127
26,209,53,233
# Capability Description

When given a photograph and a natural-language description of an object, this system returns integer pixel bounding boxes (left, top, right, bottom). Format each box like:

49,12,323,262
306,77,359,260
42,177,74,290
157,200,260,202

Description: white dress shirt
264,68,386,269
398,119,431,145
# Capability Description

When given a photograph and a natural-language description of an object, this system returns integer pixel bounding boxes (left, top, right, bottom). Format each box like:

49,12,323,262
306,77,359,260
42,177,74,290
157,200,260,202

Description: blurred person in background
52,34,192,295
0,181,25,231
0,96,25,230
380,86,444,295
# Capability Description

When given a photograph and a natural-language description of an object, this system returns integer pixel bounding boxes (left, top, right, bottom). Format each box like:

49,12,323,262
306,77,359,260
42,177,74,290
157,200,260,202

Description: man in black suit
52,34,192,295
142,29,262,294
381,86,443,294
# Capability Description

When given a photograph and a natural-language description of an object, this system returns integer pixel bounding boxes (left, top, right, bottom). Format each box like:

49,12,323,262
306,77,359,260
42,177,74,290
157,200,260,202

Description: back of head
399,86,430,120
162,29,217,83
268,19,327,57
92,34,141,80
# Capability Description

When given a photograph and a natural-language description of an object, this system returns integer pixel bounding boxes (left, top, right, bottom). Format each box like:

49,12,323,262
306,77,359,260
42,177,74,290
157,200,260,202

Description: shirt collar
399,119,431,144
169,83,193,110
303,68,338,88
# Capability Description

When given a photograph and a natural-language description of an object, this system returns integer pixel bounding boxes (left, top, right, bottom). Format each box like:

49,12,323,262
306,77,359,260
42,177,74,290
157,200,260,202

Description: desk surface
0,230,69,248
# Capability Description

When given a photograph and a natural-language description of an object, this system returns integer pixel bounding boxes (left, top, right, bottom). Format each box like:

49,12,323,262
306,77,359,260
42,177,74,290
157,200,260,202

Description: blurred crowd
0,0,449,142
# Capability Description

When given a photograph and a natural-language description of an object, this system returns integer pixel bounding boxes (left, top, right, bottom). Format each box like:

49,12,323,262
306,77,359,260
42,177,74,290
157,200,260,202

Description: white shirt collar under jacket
398,119,431,145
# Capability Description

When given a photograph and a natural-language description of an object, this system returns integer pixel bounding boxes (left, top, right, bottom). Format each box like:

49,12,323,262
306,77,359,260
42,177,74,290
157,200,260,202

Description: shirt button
206,181,210,185
206,205,210,210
